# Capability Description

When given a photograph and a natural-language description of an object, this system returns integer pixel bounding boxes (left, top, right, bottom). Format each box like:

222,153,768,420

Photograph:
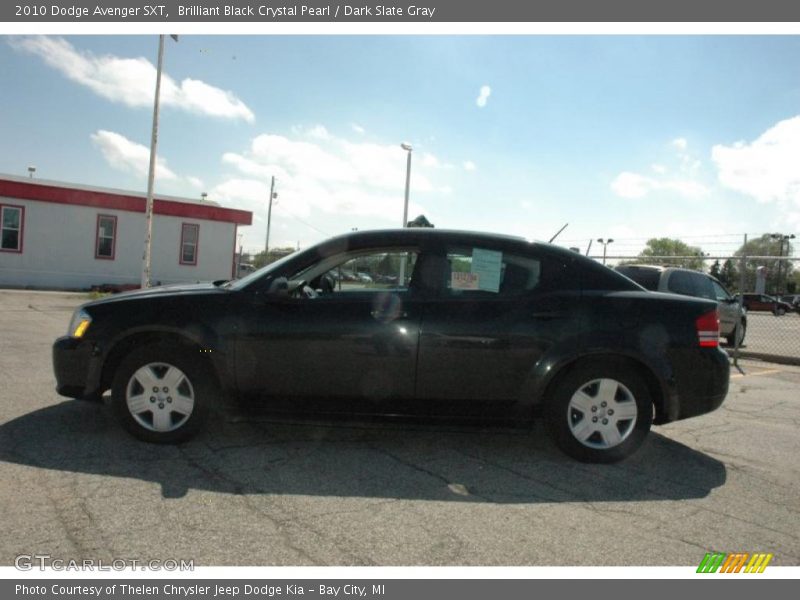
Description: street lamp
265,176,278,255
770,233,796,295
141,34,177,289
400,142,412,228
236,233,244,278
27,165,36,178
597,238,614,265
398,143,413,286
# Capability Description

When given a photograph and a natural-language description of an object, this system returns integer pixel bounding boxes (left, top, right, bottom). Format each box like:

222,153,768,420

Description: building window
0,204,24,253
180,223,199,266
95,214,117,260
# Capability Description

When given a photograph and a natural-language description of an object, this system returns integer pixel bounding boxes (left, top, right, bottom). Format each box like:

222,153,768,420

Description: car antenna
549,223,568,243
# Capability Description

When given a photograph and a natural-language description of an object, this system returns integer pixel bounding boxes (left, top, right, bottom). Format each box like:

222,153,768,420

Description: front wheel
545,361,653,463
111,344,213,443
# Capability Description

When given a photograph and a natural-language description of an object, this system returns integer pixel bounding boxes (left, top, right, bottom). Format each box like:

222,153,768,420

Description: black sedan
53,229,729,463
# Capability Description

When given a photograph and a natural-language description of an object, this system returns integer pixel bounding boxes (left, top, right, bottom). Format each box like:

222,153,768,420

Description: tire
776,307,786,316
111,343,213,444
545,360,653,463
725,321,746,347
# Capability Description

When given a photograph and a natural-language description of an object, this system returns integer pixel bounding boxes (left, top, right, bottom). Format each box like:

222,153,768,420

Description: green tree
719,258,738,291
733,234,795,294
407,214,434,228
709,259,721,280
632,238,706,270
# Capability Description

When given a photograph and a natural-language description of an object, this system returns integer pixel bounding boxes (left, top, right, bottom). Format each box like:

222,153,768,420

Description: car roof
615,264,706,275
313,228,574,256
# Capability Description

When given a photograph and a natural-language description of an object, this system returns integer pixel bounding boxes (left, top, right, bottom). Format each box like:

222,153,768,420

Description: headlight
68,309,92,338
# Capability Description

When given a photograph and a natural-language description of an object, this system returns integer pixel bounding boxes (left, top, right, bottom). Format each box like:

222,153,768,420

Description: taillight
696,308,720,347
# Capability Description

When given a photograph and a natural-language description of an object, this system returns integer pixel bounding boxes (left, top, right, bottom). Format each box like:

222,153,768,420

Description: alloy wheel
567,378,638,449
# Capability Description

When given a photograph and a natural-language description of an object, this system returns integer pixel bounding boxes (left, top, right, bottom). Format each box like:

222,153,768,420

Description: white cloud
90,130,178,180
463,160,477,171
217,128,447,224
306,125,331,140
11,36,254,122
611,171,708,200
351,123,365,135
712,116,800,218
186,176,204,189
422,153,440,168
612,135,709,200
476,85,492,108
672,137,688,151
611,172,653,199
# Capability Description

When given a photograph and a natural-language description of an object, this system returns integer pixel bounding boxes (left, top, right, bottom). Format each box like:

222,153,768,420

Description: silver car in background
615,265,747,346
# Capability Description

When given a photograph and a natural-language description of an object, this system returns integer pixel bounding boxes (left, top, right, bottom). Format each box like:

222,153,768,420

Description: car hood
85,282,227,307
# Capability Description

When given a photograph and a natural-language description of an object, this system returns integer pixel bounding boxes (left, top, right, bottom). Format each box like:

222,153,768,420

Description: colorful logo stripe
697,552,773,573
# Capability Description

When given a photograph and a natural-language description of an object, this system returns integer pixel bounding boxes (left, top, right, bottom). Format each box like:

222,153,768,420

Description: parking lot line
730,368,782,379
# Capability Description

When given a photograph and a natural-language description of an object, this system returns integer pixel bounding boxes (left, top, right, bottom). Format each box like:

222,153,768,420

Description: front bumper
52,336,101,399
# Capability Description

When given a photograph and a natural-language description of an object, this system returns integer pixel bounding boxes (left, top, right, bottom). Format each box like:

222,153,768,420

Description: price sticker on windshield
451,271,479,290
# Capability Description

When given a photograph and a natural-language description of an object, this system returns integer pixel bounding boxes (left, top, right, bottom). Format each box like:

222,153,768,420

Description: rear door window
445,248,541,297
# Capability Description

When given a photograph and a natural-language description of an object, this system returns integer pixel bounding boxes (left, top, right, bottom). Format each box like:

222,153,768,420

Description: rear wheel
545,361,653,463
111,344,213,443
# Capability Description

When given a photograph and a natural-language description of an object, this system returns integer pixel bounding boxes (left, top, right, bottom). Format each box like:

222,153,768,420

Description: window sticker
451,271,479,290
471,248,503,292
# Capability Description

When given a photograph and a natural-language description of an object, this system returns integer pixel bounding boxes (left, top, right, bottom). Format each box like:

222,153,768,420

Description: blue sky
2,35,799,257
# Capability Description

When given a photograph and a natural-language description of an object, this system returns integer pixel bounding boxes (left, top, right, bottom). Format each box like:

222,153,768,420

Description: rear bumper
52,336,101,399
668,347,730,422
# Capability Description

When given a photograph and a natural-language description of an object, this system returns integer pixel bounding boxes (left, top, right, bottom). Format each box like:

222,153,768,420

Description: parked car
614,265,747,346
53,229,729,463
779,294,800,313
736,293,794,316
236,263,256,279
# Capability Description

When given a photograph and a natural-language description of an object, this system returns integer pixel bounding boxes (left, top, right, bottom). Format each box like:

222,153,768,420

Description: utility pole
399,143,412,285
141,35,175,289
265,176,276,255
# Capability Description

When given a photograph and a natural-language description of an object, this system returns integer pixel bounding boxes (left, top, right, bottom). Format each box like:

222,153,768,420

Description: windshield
223,251,300,290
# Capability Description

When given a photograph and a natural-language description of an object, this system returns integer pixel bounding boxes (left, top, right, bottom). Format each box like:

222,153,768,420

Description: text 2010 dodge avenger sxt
53,229,729,462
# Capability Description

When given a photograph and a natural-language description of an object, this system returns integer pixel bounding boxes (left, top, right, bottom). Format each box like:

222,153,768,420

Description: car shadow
0,400,726,502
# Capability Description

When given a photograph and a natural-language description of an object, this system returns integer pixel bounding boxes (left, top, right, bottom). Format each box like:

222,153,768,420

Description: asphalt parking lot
1,290,798,566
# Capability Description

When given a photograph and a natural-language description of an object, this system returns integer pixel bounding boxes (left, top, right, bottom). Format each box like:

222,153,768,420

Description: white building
0,174,252,290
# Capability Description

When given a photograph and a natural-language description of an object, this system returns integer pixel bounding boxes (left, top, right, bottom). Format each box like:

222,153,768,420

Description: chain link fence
559,232,800,365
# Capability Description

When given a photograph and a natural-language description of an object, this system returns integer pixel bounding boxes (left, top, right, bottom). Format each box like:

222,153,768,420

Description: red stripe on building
0,178,252,225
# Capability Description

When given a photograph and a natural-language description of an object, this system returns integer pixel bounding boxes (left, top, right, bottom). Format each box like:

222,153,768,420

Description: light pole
597,238,614,265
400,143,412,228
770,233,795,295
236,233,243,278
141,34,177,289
27,166,36,178
265,176,277,256
399,143,412,286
